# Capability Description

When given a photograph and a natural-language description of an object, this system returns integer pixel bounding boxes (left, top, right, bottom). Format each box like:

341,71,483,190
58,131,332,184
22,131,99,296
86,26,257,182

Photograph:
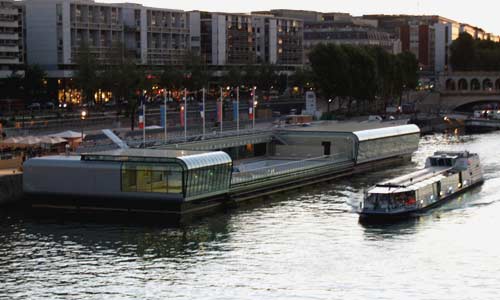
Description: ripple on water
1,133,500,300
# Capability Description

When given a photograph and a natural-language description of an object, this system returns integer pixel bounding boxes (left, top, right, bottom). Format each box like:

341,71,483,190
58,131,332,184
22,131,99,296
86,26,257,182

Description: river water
1,132,500,300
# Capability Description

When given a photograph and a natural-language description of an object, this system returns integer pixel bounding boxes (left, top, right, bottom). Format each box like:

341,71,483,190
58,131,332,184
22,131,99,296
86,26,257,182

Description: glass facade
184,163,232,199
356,133,420,163
118,151,233,200
121,162,183,194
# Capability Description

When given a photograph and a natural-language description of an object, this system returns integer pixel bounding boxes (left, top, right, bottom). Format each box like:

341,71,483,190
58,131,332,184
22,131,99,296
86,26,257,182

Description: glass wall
185,163,232,199
356,133,420,163
121,162,183,195
121,161,232,199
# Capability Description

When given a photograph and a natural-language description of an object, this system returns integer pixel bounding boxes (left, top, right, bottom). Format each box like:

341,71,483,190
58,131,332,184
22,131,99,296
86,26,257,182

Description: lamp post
80,110,87,140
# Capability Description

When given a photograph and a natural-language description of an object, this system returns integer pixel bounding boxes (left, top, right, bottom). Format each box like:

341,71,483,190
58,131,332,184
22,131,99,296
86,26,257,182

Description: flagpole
236,86,240,135
252,86,256,130
142,101,146,148
164,89,167,144
220,87,223,135
184,88,187,141
202,87,206,139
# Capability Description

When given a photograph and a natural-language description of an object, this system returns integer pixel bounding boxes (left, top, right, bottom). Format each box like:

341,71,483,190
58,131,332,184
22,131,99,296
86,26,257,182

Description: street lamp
80,110,87,140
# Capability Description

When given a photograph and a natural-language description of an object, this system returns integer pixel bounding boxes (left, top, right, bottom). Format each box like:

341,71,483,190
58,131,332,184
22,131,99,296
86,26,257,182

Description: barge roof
369,166,451,194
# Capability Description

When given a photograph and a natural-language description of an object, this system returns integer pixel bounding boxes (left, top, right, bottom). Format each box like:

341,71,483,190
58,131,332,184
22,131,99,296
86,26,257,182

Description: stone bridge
436,72,500,111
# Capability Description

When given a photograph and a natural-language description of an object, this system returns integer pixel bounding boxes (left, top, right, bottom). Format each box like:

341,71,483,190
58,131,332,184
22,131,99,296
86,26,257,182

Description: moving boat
359,151,484,221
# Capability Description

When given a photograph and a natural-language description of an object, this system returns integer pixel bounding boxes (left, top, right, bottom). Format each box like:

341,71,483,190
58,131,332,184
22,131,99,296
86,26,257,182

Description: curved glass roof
179,151,232,170
353,125,420,142
81,149,232,169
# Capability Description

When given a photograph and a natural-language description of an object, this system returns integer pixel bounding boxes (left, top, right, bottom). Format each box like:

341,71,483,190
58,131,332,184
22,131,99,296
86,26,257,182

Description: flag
199,102,205,119
249,104,254,121
138,105,145,129
232,100,239,121
217,100,223,122
180,104,185,127
160,105,167,128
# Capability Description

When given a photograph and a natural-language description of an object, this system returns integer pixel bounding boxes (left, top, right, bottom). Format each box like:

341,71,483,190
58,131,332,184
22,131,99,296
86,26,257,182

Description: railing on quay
231,152,351,185
76,121,274,153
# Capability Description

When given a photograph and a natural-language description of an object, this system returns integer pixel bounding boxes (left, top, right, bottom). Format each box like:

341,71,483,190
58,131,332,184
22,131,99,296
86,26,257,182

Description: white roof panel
354,124,420,142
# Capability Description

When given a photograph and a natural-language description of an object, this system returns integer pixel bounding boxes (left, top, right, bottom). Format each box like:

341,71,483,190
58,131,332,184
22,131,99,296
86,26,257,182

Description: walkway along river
0,132,499,299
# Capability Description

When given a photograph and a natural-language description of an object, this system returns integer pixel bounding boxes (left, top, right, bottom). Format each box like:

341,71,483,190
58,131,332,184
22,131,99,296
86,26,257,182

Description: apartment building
0,0,24,78
24,0,190,77
258,10,401,65
190,11,303,67
361,15,500,73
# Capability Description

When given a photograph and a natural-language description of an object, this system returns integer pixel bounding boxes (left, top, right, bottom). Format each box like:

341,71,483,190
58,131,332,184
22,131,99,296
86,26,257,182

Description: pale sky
99,0,500,35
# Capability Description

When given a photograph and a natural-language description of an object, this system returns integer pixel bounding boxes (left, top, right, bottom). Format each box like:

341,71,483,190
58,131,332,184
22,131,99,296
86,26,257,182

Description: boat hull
358,180,484,223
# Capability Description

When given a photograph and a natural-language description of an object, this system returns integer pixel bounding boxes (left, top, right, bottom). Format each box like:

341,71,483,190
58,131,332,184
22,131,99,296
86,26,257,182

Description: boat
358,151,484,221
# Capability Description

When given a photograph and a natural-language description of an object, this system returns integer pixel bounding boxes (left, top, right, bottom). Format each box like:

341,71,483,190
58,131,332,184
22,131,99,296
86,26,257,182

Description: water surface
1,133,500,299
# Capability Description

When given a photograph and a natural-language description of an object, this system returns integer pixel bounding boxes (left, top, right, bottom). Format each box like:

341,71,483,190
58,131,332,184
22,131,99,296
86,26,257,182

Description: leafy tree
183,51,209,91
74,43,99,105
450,33,477,71
160,66,184,90
308,44,351,112
23,64,47,103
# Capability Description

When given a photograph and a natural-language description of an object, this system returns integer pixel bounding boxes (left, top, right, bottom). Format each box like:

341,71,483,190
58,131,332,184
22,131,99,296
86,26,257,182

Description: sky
99,0,500,35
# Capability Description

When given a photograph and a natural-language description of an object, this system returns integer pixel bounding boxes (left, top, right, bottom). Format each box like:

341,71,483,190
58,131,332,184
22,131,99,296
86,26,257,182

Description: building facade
363,15,500,74
24,0,190,76
258,10,401,64
190,11,303,67
0,0,24,78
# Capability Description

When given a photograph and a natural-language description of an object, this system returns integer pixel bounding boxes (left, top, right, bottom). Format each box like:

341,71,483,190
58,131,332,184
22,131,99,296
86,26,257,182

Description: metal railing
231,152,350,185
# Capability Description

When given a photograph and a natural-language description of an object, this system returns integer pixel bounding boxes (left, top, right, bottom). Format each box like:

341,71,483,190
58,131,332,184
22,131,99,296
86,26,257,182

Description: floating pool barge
22,123,421,222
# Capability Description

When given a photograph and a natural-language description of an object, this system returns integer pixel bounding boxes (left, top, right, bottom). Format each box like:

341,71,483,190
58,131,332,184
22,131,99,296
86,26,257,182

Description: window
121,162,183,194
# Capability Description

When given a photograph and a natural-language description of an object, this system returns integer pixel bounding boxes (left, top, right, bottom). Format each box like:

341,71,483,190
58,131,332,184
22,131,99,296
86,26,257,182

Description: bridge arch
483,79,493,91
445,79,456,91
470,78,481,91
458,78,468,91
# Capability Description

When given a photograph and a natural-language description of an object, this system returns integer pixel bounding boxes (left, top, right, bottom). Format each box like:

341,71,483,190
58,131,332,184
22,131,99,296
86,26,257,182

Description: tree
23,64,47,103
343,45,377,112
183,51,209,91
74,43,99,105
308,44,350,112
450,32,477,71
160,66,183,90
101,42,145,130
2,71,23,99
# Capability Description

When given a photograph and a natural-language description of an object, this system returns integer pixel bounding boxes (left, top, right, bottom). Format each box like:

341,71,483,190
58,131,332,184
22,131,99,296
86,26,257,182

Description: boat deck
370,166,452,194
380,166,451,187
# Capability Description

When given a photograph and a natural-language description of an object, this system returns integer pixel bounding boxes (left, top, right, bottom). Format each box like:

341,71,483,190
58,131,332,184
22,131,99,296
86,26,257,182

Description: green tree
74,43,99,105
23,64,47,103
343,45,377,112
308,44,350,112
450,32,477,71
160,66,184,90
101,43,145,130
183,52,209,91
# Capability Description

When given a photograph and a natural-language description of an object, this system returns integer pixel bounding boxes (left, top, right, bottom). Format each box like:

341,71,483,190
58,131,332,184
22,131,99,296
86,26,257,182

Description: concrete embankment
0,173,23,205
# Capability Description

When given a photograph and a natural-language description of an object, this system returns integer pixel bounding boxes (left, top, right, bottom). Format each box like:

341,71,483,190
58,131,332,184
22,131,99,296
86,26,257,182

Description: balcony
0,45,19,52
0,33,18,40
0,21,18,28
0,8,18,15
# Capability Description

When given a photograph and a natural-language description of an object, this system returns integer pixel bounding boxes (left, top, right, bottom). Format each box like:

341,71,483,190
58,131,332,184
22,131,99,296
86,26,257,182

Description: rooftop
81,148,232,169
279,120,411,133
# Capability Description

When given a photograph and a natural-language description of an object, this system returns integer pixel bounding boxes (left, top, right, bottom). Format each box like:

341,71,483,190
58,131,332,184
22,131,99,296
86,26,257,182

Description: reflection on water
1,132,500,299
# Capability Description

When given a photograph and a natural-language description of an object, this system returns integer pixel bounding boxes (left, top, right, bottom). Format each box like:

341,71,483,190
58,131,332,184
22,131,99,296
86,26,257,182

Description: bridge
435,72,500,111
